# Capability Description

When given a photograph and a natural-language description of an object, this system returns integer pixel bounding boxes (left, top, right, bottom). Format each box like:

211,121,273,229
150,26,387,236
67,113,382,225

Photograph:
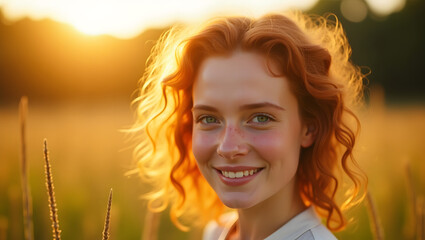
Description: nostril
217,145,237,159
217,144,249,160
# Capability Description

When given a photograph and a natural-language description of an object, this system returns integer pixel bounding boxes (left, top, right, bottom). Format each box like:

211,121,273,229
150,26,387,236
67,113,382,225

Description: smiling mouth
214,167,263,186
215,168,264,179
221,169,258,178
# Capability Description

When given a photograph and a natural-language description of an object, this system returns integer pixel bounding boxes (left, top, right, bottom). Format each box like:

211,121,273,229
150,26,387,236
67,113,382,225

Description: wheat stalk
102,188,113,240
142,209,160,240
417,196,425,240
43,139,61,240
405,161,425,240
0,216,8,240
366,191,384,240
19,96,34,240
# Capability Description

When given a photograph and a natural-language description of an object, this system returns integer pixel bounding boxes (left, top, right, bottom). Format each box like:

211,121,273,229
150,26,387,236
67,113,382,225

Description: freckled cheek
248,131,296,163
192,130,217,165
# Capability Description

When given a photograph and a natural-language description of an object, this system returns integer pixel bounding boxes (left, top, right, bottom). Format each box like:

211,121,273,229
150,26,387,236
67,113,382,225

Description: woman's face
191,51,314,209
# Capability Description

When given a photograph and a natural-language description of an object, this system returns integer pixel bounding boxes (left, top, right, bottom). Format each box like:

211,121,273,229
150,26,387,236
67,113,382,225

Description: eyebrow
192,102,286,112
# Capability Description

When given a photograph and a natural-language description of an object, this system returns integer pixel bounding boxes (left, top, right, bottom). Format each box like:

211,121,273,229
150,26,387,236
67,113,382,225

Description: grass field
0,98,424,239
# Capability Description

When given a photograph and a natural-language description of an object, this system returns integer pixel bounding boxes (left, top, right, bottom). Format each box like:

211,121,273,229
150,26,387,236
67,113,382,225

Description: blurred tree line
0,0,424,105
309,0,425,103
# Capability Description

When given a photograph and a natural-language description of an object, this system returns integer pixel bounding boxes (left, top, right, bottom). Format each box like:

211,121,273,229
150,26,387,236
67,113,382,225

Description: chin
219,194,258,209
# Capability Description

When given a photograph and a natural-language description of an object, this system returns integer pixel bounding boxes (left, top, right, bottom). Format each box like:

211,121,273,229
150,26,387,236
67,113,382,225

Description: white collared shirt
203,207,337,240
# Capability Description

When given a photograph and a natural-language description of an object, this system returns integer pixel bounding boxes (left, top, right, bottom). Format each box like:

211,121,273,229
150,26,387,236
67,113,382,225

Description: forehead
192,51,293,108
196,51,278,85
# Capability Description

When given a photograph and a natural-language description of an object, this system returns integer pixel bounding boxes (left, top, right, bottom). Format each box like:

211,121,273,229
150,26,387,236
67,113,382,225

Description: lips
220,169,259,178
214,166,263,186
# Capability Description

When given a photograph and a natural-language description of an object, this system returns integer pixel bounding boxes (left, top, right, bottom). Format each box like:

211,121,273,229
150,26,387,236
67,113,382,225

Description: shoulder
311,224,337,239
296,224,337,240
265,207,337,240
202,221,222,240
202,211,238,240
202,207,337,240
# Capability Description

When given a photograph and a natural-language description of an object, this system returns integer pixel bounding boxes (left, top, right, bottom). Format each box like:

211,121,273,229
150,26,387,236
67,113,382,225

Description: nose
217,125,249,160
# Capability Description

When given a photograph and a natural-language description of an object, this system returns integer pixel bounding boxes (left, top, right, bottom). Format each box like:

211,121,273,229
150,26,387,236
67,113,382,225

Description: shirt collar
264,206,321,240
218,206,321,240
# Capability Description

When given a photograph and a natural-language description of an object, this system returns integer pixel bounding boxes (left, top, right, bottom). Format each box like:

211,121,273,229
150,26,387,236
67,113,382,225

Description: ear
300,123,316,148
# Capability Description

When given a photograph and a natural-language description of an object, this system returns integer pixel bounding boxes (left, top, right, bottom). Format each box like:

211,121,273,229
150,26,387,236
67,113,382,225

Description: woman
131,12,367,239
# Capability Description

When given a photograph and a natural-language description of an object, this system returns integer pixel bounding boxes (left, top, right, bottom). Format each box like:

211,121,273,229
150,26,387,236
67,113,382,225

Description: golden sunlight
0,0,318,39
365,0,406,16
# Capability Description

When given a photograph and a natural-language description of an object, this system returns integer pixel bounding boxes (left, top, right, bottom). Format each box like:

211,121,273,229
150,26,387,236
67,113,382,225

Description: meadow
0,95,424,239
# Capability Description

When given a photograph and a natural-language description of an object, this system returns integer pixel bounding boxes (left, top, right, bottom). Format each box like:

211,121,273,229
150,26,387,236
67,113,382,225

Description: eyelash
249,113,275,124
196,115,220,124
195,113,275,125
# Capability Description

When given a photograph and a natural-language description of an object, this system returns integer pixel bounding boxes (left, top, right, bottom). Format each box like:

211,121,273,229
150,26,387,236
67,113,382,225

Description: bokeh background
1,0,424,239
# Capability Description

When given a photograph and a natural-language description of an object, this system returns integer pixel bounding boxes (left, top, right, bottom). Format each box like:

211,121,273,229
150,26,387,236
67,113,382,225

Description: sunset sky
0,0,406,39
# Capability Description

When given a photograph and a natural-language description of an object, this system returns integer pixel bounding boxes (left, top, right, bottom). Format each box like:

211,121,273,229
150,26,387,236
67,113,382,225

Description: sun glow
365,0,406,16
0,0,318,39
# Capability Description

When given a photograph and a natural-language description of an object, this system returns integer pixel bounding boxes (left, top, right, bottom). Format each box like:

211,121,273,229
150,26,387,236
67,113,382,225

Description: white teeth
221,169,260,178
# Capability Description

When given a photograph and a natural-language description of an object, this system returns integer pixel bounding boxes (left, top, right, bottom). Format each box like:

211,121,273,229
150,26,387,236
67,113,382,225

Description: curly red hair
131,12,367,231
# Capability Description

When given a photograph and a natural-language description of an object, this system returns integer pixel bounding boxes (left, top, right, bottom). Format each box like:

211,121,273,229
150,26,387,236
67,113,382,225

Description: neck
233,179,306,240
